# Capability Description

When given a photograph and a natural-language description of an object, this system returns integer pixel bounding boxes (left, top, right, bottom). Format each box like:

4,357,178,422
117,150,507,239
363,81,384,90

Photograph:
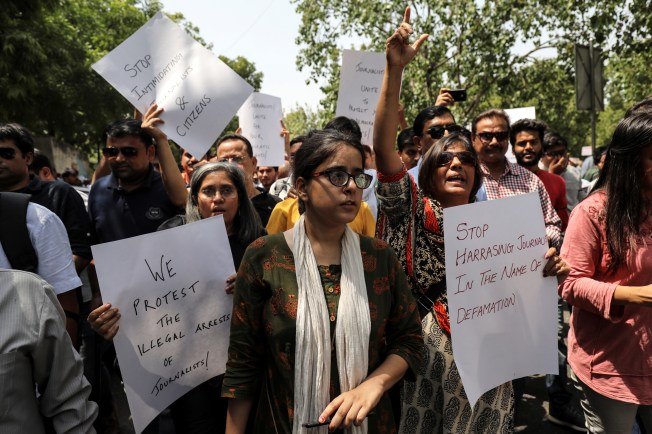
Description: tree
283,104,322,137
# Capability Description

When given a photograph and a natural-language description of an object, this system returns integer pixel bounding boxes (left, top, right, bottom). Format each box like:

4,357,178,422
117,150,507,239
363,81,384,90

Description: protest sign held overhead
92,12,253,159
443,193,558,408
238,92,285,166
335,49,386,145
91,216,236,433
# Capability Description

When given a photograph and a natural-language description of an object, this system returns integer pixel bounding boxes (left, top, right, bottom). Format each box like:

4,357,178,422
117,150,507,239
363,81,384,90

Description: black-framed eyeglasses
312,169,373,189
102,147,139,157
476,131,509,143
427,124,463,140
218,156,246,164
0,147,17,160
437,151,476,167
544,150,566,158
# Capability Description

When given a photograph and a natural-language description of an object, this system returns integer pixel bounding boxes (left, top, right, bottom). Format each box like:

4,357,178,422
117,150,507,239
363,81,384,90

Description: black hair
593,146,607,165
103,119,155,147
0,123,35,155
510,119,548,145
419,130,482,203
30,151,56,174
187,162,264,245
290,135,306,147
543,132,569,152
625,96,652,118
397,127,415,152
324,116,363,143
592,112,652,273
471,109,511,136
215,134,254,157
412,106,455,137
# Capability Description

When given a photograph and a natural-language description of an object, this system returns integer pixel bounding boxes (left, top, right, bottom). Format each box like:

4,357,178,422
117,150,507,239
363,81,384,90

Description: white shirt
0,202,81,294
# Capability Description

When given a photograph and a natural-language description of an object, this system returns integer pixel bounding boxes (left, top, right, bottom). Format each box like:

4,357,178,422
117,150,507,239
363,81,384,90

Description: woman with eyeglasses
222,129,423,434
373,8,569,433
89,162,265,433
559,112,652,432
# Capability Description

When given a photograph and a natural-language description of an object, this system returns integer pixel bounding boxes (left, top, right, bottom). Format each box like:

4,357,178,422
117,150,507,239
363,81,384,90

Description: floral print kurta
221,233,423,434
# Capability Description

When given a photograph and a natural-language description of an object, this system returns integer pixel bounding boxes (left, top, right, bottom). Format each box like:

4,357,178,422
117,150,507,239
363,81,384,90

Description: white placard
92,12,254,159
335,49,386,145
238,92,285,166
504,106,537,163
443,192,557,408
91,217,236,433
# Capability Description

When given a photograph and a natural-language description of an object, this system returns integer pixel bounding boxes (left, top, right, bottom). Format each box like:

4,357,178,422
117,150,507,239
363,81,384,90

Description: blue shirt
88,167,180,243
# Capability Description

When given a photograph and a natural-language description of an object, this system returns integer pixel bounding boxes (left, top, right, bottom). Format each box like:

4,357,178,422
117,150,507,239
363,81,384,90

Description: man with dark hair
471,110,562,247
582,147,606,182
511,119,568,230
30,151,58,181
215,133,281,226
396,127,420,170
407,105,460,185
0,122,93,344
88,110,187,244
541,132,585,212
257,166,279,192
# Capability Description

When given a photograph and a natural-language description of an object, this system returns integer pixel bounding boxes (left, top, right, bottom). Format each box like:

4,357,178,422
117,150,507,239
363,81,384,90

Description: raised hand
141,103,167,141
385,6,429,68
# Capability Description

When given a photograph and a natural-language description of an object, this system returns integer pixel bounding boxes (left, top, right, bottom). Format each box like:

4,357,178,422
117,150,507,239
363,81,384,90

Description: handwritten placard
335,49,385,145
238,92,285,166
443,192,557,408
92,12,253,159
91,216,236,433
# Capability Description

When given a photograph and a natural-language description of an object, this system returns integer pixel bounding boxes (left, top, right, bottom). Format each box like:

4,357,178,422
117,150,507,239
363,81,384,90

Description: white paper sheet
238,92,285,166
91,216,236,433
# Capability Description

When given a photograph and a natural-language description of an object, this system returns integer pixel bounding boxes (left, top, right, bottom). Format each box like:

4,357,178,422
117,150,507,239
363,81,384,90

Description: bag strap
0,192,38,273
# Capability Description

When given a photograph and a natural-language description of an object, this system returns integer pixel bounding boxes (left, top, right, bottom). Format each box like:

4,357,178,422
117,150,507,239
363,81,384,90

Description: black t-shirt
251,188,281,227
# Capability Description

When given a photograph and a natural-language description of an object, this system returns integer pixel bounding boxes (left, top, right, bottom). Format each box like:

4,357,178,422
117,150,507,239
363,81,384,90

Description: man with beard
511,119,568,230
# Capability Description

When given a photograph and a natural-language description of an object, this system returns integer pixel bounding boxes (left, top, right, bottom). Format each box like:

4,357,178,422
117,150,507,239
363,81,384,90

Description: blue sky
162,0,325,112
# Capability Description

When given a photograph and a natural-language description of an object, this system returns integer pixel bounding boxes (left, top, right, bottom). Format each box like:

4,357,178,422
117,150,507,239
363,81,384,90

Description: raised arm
141,104,188,208
374,7,428,176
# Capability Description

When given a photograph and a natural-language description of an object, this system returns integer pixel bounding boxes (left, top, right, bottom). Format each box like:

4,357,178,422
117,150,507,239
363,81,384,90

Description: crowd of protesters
2,7,652,434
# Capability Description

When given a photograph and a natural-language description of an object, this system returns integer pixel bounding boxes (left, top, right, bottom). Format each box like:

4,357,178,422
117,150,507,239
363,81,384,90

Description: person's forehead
107,135,148,148
217,139,249,156
0,139,20,150
424,114,456,130
475,116,508,131
515,130,540,142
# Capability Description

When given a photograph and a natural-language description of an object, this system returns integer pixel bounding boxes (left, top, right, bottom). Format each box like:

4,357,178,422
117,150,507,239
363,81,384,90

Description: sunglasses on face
102,146,139,157
476,131,509,143
0,147,17,160
312,169,373,189
437,151,476,167
544,151,566,158
427,124,463,140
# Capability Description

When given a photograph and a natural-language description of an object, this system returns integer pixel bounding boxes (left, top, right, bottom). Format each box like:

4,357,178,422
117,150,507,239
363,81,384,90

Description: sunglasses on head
102,147,139,157
437,151,476,167
427,124,463,140
312,169,373,189
476,131,509,143
0,147,17,160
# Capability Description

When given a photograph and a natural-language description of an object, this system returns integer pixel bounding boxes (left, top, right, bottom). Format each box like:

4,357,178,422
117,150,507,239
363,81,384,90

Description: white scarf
291,214,371,434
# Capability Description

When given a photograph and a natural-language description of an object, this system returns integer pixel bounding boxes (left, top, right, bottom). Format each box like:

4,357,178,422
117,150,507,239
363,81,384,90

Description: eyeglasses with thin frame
0,147,17,160
218,156,246,164
199,185,237,200
476,131,509,143
312,169,373,189
427,124,463,140
102,147,139,158
437,151,476,167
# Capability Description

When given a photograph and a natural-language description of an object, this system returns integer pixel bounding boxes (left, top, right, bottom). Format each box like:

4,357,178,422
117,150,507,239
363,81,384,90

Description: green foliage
283,104,322,137
290,0,652,157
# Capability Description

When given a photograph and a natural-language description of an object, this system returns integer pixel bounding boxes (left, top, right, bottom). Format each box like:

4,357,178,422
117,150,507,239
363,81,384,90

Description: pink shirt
560,191,652,404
